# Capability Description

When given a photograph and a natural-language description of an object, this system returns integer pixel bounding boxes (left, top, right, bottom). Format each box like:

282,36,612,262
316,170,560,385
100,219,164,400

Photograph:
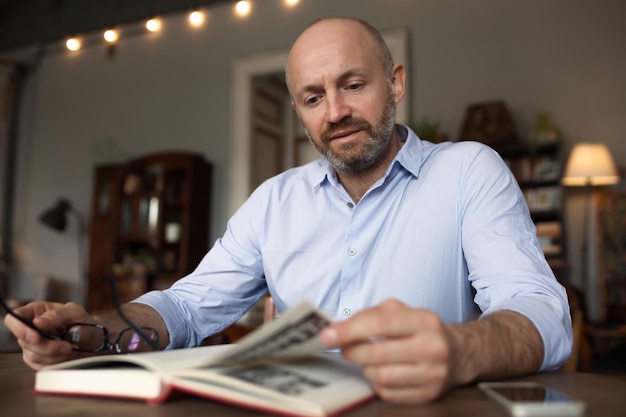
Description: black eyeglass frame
63,323,159,353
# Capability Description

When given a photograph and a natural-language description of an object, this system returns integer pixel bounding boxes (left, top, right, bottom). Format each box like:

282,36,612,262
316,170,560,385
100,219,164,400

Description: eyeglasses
0,275,159,353
61,323,158,353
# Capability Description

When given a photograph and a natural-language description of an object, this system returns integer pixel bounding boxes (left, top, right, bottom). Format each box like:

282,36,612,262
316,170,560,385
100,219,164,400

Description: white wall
4,0,626,306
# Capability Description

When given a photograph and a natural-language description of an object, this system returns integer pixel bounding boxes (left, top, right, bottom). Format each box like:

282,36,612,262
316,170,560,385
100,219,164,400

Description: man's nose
326,92,351,123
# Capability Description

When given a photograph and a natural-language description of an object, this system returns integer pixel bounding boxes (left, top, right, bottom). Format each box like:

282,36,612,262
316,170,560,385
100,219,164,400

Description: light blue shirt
136,125,572,371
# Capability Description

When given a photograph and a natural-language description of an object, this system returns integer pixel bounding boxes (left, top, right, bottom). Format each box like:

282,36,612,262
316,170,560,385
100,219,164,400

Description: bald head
285,17,394,96
283,16,406,177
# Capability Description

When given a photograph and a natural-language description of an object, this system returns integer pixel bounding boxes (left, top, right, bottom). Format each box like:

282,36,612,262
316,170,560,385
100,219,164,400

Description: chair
562,282,626,372
561,283,586,371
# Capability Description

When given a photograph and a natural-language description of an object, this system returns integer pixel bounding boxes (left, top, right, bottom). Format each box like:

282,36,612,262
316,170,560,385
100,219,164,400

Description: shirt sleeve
458,143,573,371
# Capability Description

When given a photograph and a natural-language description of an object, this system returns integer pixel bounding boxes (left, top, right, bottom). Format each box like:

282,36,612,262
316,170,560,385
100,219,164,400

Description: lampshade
561,143,620,186
39,199,73,232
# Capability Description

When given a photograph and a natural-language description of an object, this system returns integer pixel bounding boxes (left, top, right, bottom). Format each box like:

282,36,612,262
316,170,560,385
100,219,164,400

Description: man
5,17,571,404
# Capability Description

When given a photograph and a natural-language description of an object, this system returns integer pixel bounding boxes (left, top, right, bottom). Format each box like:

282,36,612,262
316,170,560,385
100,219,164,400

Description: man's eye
305,96,321,105
346,83,363,91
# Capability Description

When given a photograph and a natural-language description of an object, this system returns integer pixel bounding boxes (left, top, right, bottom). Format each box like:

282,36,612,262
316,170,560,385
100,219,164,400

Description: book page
42,343,233,372
169,354,374,416
207,301,332,366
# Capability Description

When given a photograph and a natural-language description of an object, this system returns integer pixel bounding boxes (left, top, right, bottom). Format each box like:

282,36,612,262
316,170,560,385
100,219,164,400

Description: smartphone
478,382,586,417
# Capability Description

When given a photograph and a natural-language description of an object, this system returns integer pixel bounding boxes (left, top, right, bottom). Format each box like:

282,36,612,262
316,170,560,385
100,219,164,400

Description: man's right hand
4,301,93,370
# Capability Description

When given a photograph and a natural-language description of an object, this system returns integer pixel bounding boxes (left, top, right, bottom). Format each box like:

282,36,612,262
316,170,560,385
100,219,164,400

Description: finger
340,331,451,365
362,362,448,389
20,341,78,370
5,302,87,345
5,303,64,341
320,300,406,347
13,301,63,320
4,313,38,341
8,302,64,333
362,362,449,404
31,302,91,329
372,380,447,404
321,300,443,347
16,328,73,353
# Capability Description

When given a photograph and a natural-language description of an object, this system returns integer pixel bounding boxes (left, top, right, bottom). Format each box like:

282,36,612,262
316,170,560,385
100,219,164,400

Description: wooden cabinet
86,152,211,311
497,142,568,280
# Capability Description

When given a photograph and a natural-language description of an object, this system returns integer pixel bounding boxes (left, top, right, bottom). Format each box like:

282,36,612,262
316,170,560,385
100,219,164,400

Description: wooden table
2,352,625,416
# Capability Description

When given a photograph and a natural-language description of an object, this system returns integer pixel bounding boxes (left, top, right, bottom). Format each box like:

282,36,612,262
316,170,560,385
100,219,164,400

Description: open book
35,301,375,417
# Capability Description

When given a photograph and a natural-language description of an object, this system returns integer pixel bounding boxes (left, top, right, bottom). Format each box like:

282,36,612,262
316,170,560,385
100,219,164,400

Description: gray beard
306,87,397,175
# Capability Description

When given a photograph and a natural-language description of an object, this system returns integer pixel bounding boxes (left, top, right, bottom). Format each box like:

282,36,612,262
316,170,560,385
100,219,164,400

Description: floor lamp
562,143,619,321
39,198,86,305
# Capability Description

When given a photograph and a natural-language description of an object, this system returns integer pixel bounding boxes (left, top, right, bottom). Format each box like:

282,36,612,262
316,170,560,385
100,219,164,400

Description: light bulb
103,29,119,44
284,0,299,6
66,37,81,51
146,18,162,32
189,10,205,27
235,1,251,17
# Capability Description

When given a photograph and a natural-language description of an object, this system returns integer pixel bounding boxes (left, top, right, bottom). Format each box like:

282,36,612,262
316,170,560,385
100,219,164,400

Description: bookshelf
497,142,568,280
86,151,212,311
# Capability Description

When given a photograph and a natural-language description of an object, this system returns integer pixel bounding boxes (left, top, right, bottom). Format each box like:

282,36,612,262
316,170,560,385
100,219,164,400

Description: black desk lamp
39,198,86,304
39,199,75,231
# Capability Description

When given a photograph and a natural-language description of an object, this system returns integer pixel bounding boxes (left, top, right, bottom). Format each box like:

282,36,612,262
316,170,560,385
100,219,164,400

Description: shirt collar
393,124,425,179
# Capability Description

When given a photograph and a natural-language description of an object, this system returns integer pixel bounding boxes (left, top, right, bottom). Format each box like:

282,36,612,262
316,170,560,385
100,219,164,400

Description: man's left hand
319,299,461,404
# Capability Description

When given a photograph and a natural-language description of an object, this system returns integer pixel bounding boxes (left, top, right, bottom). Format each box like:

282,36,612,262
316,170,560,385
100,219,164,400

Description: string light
235,1,251,17
65,37,81,51
188,10,205,27
146,17,162,32
103,29,119,44
60,0,303,54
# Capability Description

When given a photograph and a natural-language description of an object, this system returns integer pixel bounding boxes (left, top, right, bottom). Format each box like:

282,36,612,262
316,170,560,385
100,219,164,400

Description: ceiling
0,0,231,52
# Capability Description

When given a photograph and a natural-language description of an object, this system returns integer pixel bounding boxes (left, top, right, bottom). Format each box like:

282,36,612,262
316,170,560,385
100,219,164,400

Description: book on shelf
535,221,562,237
535,220,563,255
35,301,375,417
531,156,561,182
524,186,561,212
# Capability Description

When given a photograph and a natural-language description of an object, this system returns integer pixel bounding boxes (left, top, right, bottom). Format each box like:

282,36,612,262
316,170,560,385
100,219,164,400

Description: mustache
321,118,372,143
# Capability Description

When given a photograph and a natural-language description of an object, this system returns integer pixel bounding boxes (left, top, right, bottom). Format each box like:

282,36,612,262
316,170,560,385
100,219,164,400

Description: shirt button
342,308,351,317
347,202,354,208
348,248,356,256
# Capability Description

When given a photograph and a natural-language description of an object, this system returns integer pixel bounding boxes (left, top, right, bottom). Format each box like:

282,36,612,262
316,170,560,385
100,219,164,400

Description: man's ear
390,63,406,104
291,100,302,121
